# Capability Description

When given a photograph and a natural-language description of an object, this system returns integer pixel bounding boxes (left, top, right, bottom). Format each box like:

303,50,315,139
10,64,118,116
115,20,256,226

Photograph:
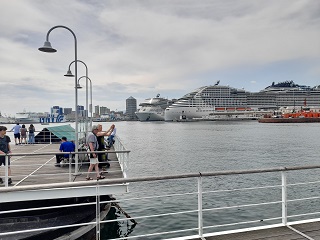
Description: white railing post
50,131,52,144
96,183,101,240
69,153,72,182
198,174,203,237
4,155,9,187
281,171,287,225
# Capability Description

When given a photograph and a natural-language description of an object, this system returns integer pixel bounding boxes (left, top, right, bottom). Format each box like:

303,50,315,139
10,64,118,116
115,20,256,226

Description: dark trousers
98,151,110,168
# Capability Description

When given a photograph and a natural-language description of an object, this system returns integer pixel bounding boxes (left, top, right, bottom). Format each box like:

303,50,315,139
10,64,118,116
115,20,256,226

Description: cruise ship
0,112,14,123
164,80,320,121
16,111,66,123
135,94,173,121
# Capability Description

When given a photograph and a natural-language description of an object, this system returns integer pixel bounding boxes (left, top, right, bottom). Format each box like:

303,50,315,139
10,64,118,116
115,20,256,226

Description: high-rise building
64,108,72,115
126,96,137,120
94,105,100,117
100,106,108,115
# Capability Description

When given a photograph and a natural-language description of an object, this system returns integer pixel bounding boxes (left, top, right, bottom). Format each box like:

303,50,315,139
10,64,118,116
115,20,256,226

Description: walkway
191,221,320,239
0,143,123,187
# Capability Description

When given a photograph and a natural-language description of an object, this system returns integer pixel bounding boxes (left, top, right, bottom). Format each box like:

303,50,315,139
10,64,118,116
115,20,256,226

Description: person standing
28,124,35,144
55,137,75,167
0,126,12,184
86,125,105,180
11,123,21,145
107,124,116,148
96,124,111,171
20,124,27,145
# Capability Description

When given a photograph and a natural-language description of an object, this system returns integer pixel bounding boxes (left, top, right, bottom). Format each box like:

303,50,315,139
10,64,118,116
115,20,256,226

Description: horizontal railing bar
111,227,199,240
288,211,320,219
0,201,96,215
287,196,320,202
3,164,320,193
0,150,130,157
121,209,199,222
203,184,282,195
0,220,97,237
203,216,282,230
287,180,320,187
111,191,198,203
202,200,282,212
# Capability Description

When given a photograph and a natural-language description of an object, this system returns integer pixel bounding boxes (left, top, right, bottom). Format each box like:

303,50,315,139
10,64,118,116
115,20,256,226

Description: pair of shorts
0,156,10,166
14,133,20,139
90,157,98,164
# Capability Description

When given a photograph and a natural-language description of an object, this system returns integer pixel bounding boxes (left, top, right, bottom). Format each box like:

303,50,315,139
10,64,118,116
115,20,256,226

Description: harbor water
4,121,320,239
103,121,320,239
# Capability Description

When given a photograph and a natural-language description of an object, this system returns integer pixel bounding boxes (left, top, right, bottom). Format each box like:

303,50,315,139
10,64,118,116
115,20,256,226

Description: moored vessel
165,80,320,121
135,94,173,121
259,112,320,123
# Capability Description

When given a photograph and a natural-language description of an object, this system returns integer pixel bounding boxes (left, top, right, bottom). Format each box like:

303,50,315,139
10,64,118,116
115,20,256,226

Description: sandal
97,175,105,180
86,177,93,181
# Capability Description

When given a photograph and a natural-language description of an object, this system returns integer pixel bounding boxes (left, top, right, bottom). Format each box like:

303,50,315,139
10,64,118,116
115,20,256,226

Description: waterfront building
63,108,72,115
126,96,137,120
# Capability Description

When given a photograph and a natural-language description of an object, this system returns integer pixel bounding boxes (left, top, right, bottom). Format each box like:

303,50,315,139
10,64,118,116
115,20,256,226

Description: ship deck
0,143,123,187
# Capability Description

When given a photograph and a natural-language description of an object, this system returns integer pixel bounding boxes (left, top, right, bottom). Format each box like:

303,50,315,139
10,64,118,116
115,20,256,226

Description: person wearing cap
55,136,75,167
86,125,105,180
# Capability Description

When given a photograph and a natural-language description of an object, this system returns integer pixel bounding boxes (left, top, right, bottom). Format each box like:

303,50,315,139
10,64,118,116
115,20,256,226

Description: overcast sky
1,0,320,116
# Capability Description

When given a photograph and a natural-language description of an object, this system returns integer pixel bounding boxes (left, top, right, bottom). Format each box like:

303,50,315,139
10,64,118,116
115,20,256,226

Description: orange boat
259,111,320,123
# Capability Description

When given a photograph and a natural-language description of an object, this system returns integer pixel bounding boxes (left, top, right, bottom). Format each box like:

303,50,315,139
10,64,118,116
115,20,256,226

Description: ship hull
258,117,320,123
135,112,164,121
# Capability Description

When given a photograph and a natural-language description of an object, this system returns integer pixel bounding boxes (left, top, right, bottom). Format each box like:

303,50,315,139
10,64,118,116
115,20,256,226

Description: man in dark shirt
0,126,12,184
55,137,75,167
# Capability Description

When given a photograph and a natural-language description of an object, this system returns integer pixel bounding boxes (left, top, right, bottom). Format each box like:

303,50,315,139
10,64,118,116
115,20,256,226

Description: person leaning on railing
0,126,12,184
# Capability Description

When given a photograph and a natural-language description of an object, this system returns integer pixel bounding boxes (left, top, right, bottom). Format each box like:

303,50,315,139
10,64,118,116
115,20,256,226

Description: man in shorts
85,125,105,180
0,126,12,184
11,123,21,145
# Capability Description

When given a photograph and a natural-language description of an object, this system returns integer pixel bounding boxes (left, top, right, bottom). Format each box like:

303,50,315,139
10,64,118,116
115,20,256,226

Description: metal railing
2,165,320,239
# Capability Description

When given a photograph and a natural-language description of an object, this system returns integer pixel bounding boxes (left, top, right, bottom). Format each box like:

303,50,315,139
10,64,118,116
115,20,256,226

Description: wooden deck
191,221,320,240
0,143,123,187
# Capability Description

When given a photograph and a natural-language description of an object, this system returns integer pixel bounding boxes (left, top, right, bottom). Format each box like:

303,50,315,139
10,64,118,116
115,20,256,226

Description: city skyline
1,0,320,116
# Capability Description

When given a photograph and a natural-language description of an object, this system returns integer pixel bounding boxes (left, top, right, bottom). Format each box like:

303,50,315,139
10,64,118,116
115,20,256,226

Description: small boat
259,110,320,123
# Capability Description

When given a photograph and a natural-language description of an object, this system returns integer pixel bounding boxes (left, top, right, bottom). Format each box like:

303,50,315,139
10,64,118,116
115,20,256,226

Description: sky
1,0,320,117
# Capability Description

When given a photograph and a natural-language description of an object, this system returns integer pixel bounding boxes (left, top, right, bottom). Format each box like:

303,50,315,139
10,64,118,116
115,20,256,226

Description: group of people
86,124,116,180
0,123,117,185
0,123,36,185
11,123,35,145
54,123,116,181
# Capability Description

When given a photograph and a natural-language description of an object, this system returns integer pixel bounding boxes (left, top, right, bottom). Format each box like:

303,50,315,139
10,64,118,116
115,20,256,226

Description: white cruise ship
0,112,14,123
135,94,173,121
164,80,320,121
16,111,66,123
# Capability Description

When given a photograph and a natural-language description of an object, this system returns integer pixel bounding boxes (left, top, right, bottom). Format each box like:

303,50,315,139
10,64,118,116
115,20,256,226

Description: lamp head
64,69,74,77
38,41,57,53
76,83,82,89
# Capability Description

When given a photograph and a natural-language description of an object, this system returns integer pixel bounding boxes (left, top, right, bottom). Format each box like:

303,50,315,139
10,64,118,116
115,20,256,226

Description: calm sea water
99,121,320,239
6,121,320,239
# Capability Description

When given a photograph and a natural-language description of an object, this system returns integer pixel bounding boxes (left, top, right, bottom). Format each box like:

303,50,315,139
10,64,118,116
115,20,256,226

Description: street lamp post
65,60,89,135
77,76,93,129
38,25,79,174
